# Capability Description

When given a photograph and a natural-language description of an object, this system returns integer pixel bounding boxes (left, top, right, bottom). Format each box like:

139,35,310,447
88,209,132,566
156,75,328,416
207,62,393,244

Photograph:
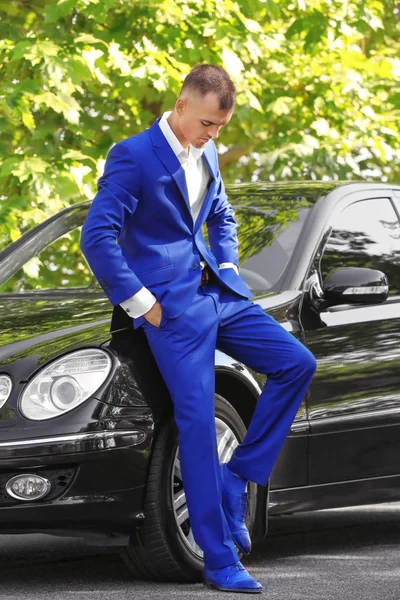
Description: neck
167,111,190,154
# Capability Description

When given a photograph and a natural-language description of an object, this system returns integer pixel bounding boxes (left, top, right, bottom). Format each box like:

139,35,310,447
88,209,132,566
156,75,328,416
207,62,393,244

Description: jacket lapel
194,143,217,232
149,119,191,215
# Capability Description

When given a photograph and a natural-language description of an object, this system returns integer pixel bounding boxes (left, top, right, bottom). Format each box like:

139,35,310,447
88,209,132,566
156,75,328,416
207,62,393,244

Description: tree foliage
0,0,399,259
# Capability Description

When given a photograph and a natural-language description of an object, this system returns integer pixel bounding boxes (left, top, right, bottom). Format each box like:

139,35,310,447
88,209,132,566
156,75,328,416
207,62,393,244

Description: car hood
0,290,301,365
0,292,112,365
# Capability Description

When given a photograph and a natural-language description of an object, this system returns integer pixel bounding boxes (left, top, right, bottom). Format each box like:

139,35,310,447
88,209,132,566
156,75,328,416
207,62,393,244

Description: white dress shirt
120,112,238,318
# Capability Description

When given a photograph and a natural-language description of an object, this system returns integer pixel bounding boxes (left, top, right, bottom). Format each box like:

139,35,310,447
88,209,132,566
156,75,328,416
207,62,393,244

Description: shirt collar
159,111,204,162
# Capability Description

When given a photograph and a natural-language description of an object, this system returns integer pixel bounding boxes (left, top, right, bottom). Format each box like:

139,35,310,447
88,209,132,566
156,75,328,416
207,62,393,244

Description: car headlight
0,375,12,409
20,349,112,420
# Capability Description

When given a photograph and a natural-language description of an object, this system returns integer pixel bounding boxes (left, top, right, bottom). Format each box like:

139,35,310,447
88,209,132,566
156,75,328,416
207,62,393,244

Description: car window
229,191,314,295
0,226,95,293
320,198,400,296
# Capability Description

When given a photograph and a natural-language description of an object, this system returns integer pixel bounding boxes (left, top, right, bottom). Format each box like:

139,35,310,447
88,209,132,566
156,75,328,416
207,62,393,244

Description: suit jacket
80,118,252,328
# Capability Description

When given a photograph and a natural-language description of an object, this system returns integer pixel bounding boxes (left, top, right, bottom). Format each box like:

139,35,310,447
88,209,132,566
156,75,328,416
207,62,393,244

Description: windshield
231,190,314,296
0,192,315,296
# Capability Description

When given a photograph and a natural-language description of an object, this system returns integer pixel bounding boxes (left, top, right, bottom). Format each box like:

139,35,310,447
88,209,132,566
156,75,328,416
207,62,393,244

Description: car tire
121,393,257,582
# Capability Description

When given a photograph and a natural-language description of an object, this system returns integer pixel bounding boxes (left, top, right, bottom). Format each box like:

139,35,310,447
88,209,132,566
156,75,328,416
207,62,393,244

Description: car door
301,193,400,485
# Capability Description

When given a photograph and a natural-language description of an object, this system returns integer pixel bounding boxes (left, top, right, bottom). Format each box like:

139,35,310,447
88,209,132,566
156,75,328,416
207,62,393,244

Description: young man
81,64,316,593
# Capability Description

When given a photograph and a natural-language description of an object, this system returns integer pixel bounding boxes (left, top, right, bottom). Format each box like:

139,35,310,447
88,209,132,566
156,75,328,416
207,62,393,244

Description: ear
176,96,187,115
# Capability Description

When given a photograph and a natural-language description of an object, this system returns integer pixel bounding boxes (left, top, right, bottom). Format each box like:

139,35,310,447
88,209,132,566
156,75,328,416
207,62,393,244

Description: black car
0,181,399,582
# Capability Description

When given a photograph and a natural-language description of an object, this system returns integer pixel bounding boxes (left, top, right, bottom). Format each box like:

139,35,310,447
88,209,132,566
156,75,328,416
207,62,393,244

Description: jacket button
192,263,199,269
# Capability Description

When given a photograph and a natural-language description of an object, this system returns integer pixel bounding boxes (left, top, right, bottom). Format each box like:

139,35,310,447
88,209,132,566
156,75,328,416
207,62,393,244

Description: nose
208,125,220,139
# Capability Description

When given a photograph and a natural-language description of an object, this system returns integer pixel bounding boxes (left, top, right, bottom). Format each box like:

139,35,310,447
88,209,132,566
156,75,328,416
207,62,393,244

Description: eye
201,121,211,127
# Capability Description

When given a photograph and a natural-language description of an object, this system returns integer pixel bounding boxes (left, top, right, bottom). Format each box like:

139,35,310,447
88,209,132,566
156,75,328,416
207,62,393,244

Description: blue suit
81,119,316,569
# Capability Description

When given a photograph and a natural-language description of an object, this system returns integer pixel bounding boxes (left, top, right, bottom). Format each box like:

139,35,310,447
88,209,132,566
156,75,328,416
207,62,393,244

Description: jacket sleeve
205,145,239,266
80,140,145,306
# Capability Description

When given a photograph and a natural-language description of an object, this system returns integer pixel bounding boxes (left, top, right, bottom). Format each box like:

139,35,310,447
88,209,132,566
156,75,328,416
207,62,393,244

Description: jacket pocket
137,264,175,286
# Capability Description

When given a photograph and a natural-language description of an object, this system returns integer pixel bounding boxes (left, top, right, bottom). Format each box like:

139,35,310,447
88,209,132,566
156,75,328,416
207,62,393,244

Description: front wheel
122,393,257,581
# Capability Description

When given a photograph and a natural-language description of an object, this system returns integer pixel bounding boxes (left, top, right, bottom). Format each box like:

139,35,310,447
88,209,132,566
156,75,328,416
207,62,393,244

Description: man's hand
144,300,163,327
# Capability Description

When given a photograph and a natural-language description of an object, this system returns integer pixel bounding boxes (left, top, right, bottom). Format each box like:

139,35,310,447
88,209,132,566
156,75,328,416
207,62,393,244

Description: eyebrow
201,118,228,126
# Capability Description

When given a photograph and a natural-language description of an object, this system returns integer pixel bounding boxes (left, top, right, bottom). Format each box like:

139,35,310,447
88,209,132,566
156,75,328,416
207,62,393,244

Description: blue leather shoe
220,464,252,554
204,561,262,593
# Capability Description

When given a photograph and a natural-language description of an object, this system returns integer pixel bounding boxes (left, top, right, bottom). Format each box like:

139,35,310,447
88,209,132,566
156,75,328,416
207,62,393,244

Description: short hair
180,64,236,110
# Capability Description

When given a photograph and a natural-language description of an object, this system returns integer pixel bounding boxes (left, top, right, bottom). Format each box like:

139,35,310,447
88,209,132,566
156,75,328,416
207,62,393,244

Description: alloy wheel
170,416,239,559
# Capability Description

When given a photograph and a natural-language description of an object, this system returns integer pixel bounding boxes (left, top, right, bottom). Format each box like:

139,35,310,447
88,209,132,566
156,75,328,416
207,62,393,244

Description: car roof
227,181,400,206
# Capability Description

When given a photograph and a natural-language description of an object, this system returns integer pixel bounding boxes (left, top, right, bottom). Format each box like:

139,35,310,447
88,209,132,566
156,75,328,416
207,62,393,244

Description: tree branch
218,144,253,171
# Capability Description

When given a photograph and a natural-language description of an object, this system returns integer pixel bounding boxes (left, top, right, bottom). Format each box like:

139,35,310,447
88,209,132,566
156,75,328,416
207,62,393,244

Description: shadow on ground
0,504,399,587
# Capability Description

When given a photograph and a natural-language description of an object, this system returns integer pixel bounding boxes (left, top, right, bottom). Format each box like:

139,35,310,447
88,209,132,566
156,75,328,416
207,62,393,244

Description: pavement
1,503,400,599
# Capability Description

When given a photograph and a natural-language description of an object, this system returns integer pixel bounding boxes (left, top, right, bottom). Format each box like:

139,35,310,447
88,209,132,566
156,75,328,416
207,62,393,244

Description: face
175,91,234,149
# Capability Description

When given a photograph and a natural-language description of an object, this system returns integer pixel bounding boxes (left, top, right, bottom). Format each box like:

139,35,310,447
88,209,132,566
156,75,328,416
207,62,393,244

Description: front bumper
0,429,146,459
0,429,152,536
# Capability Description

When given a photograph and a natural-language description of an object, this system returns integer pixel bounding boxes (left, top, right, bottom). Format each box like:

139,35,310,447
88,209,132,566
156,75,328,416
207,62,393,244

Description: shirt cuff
219,262,239,275
120,287,157,318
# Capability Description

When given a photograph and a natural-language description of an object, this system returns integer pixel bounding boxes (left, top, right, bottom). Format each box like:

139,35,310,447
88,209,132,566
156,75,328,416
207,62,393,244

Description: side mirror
323,267,389,306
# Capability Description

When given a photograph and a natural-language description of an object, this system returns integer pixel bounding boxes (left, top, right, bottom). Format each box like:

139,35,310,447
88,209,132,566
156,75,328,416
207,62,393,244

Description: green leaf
0,0,19,15
237,13,264,34
388,93,400,109
12,41,32,61
75,34,108,47
63,150,96,163
22,111,35,131
107,43,131,75
32,91,81,124
11,158,50,182
222,47,244,78
0,157,20,178
286,18,303,39
247,91,264,113
203,23,217,37
265,0,280,19
268,97,294,116
22,257,41,278
44,0,77,23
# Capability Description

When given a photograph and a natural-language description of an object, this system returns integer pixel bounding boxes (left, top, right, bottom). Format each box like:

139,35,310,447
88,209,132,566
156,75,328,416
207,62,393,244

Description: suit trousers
142,279,316,569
